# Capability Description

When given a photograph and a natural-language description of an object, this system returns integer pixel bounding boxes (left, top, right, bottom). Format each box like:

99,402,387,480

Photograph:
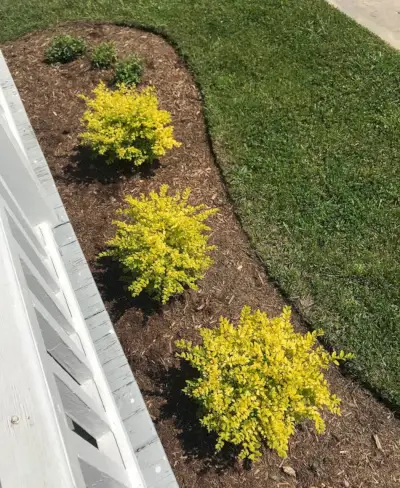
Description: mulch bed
2,22,400,488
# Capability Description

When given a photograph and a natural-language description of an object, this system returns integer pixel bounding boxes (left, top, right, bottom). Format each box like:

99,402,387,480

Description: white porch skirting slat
72,432,132,488
7,207,59,292
52,359,111,439
36,305,93,384
22,256,75,334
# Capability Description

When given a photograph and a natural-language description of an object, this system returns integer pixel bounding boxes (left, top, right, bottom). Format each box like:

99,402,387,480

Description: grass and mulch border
1,0,399,408
2,22,400,488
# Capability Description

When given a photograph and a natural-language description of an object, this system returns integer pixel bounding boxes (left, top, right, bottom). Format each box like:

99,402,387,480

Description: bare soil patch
2,22,400,488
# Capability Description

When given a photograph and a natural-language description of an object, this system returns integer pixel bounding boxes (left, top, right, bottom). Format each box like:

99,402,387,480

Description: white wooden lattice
0,82,145,488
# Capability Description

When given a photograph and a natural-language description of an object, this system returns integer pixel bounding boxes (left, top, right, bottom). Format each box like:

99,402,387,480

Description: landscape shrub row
45,34,353,462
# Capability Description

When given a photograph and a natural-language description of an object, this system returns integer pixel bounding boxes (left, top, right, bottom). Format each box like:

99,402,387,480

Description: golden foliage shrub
79,82,180,165
99,185,217,303
177,306,353,460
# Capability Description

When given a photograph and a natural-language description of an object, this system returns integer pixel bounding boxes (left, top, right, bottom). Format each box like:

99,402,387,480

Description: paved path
328,0,400,49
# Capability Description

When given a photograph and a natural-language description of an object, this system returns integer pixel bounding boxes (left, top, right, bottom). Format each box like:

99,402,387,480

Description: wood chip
282,466,296,478
373,433,383,452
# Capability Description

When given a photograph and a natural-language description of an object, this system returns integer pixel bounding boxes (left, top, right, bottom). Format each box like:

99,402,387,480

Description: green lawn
1,0,399,406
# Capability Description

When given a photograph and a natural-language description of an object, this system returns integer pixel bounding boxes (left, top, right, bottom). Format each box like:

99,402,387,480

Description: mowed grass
1,0,399,405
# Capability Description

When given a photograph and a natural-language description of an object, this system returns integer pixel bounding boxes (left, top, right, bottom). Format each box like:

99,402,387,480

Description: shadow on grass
92,255,161,324
62,145,160,185
143,360,247,474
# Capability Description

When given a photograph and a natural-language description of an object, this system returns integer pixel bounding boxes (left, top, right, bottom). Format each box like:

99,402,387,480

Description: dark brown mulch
3,22,400,488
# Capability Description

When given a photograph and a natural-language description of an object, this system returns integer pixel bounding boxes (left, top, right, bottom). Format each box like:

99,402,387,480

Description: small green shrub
45,35,86,64
99,185,218,303
90,42,117,69
114,54,144,86
79,81,180,165
177,306,354,460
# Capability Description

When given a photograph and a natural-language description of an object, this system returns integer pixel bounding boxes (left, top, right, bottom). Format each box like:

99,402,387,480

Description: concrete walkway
328,0,400,49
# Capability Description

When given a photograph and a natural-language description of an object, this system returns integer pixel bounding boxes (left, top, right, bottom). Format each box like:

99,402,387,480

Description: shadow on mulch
143,360,248,475
62,146,161,184
92,256,162,324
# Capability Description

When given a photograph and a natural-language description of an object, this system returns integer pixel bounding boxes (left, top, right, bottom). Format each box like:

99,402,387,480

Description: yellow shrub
176,306,353,460
79,82,180,165
99,185,217,303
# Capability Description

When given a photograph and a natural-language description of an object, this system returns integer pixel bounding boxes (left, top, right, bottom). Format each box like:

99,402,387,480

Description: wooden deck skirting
0,50,178,488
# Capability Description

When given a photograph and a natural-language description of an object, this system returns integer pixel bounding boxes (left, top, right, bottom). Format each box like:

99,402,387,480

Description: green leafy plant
99,185,218,303
45,35,86,64
114,54,144,86
90,41,117,69
79,81,180,165
177,306,354,460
